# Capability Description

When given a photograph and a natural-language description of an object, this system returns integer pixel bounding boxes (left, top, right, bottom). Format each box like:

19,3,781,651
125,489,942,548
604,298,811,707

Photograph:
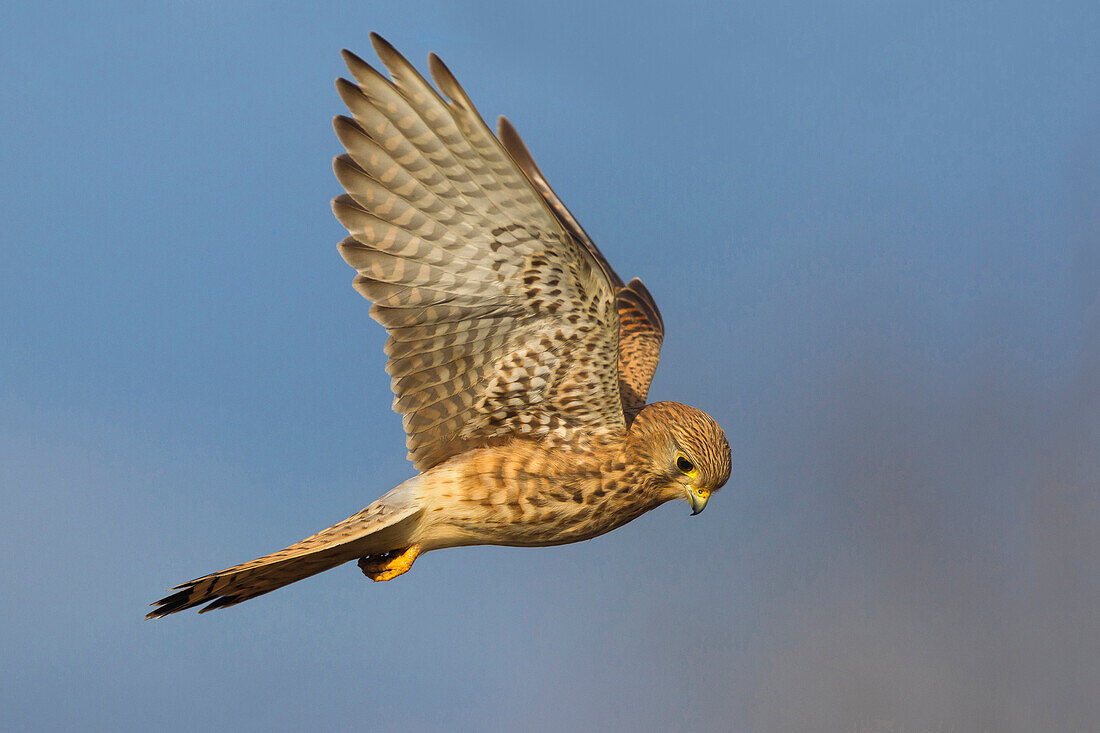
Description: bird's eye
675,453,696,475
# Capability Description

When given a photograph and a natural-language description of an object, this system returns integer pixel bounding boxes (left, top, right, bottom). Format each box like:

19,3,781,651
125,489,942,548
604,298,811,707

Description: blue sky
2,2,1097,731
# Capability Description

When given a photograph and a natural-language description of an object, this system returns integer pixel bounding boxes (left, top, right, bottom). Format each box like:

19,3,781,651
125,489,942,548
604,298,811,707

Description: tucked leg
357,544,421,582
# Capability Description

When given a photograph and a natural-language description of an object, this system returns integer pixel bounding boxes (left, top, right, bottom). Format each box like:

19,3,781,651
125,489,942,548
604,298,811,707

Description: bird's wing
613,277,664,421
496,118,665,422
333,34,625,470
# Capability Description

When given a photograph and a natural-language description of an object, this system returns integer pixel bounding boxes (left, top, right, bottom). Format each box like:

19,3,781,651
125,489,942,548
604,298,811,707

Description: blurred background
1,2,1096,731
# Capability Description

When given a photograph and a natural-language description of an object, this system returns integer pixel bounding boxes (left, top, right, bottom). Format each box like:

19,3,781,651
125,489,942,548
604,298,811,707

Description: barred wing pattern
496,118,665,422
333,35,625,470
613,278,664,421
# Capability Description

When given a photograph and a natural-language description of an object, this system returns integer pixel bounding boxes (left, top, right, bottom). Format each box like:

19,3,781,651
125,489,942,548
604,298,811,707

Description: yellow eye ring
675,452,697,477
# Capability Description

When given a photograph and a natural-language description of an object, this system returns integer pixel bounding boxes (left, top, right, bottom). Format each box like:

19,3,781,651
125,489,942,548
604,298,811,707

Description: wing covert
496,117,665,421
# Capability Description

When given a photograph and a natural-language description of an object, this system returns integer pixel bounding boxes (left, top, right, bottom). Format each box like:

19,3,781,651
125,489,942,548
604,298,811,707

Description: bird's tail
147,483,423,618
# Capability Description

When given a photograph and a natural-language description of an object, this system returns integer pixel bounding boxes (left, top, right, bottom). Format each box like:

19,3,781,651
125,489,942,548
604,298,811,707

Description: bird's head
627,401,731,514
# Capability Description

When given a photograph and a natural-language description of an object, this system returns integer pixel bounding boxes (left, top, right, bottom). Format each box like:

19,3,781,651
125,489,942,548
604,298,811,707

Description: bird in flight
148,33,730,618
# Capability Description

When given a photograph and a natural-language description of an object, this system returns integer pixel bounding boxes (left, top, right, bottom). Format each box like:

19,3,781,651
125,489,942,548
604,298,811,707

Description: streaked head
628,401,732,514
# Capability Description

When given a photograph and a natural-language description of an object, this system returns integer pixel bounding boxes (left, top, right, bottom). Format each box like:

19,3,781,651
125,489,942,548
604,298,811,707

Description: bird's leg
357,544,421,582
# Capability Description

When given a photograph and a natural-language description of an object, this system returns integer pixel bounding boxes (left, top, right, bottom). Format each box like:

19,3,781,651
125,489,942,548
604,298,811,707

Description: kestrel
148,34,731,619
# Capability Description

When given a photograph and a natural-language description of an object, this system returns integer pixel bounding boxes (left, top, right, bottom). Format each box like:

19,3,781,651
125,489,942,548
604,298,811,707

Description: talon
358,544,421,582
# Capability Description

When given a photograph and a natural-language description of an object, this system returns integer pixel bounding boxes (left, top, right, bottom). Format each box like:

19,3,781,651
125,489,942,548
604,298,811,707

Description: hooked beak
687,485,711,515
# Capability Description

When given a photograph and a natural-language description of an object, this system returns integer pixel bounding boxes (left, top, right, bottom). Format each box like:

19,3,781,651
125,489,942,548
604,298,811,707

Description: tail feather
148,491,422,618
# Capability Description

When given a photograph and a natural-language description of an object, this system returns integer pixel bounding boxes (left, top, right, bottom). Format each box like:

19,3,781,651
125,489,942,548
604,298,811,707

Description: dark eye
676,454,696,475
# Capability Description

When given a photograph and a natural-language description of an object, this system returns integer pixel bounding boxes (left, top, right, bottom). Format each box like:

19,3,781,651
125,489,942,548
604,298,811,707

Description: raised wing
497,118,665,421
613,277,664,420
333,34,625,470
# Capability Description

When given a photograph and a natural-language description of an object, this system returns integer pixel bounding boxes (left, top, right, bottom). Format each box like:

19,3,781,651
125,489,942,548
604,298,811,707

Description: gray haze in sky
2,2,1097,731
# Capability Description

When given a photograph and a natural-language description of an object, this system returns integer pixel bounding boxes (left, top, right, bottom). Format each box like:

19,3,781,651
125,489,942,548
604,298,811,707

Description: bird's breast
414,440,659,549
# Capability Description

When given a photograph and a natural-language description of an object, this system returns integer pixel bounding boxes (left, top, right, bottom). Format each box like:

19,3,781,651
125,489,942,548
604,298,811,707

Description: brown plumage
147,34,730,619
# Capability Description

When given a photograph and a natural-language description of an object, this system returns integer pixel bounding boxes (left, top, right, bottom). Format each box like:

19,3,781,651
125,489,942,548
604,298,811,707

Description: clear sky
2,2,1097,731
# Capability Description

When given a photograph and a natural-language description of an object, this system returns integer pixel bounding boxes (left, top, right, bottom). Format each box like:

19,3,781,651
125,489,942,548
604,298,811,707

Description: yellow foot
357,544,421,582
